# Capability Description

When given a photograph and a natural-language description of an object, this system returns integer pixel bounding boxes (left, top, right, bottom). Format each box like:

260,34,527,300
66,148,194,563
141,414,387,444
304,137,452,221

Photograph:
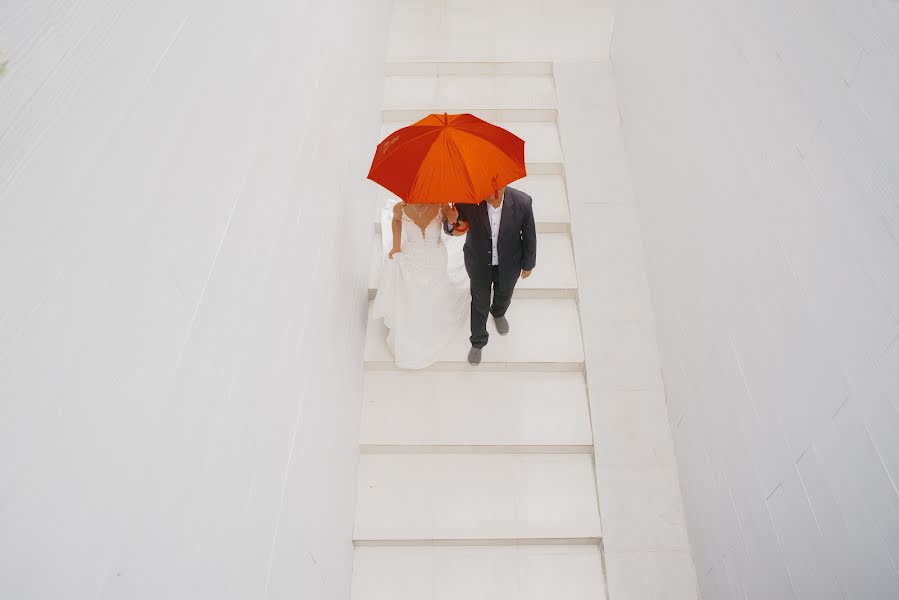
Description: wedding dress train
371,207,469,369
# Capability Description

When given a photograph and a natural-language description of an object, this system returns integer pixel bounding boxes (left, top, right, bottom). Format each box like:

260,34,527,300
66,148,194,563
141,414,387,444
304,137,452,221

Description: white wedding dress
371,205,469,369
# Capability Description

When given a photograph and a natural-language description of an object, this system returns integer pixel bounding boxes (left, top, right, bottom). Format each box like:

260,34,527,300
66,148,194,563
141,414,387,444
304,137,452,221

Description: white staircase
352,63,608,599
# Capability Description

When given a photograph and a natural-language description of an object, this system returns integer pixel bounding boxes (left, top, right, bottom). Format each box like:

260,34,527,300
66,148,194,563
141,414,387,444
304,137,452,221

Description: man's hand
520,270,532,279
389,248,401,259
446,205,459,223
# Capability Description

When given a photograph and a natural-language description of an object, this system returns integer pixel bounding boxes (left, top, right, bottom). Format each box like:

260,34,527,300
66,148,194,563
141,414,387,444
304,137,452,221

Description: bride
371,201,469,369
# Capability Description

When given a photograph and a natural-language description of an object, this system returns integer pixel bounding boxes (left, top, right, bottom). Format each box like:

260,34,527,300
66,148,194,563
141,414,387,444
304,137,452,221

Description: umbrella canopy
367,113,526,204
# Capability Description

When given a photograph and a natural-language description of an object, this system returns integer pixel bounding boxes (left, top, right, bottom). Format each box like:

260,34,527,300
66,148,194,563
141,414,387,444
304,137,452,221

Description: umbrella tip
444,112,448,124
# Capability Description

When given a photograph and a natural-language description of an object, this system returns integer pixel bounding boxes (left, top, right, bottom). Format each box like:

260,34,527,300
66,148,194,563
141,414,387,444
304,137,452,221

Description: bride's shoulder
392,202,405,220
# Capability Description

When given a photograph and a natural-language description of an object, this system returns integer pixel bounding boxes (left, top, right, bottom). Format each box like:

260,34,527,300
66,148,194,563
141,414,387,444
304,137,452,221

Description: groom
445,185,537,365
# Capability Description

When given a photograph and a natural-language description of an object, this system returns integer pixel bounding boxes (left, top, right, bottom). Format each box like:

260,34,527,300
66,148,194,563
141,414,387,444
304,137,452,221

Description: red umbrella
367,113,526,204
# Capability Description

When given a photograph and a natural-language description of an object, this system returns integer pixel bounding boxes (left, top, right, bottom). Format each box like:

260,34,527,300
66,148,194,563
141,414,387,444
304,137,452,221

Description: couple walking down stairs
354,62,604,599
352,54,697,600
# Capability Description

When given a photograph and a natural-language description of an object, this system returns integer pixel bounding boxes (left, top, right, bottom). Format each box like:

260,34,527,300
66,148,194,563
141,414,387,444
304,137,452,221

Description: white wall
0,0,391,597
611,0,899,598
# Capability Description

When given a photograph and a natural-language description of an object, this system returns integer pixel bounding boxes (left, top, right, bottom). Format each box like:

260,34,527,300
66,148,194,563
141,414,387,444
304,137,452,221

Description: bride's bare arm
389,203,403,259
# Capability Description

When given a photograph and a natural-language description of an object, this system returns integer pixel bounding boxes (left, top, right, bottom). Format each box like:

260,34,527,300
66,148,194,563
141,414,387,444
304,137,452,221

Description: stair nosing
352,536,601,547
359,443,593,454
373,222,570,232
363,361,585,373
384,61,555,76
367,288,576,300
382,108,558,122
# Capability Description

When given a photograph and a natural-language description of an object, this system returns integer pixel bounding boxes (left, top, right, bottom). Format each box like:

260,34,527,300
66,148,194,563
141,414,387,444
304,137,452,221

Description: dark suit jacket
444,186,537,287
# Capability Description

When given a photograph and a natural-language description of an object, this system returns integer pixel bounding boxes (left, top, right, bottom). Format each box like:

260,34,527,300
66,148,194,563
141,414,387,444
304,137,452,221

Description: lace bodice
401,210,444,250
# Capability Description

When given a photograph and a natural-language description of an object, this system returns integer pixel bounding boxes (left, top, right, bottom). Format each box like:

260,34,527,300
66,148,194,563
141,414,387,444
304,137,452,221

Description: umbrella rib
403,128,472,204
445,131,477,202
415,136,446,203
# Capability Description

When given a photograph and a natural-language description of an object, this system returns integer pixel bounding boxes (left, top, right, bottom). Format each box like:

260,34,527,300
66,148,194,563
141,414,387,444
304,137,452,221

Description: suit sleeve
442,208,454,235
443,204,470,235
521,196,537,271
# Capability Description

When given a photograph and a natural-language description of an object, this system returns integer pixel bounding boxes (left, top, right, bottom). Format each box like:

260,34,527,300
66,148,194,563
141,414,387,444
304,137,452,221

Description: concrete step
364,298,585,371
368,232,577,299
511,174,570,230
353,453,602,542
360,371,592,452
351,544,606,600
384,62,554,77
373,173,570,234
384,107,557,122
382,73,555,110
382,73,557,122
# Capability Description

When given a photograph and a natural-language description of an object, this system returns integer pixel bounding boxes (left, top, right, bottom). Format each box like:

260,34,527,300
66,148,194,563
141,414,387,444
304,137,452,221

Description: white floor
352,2,698,598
